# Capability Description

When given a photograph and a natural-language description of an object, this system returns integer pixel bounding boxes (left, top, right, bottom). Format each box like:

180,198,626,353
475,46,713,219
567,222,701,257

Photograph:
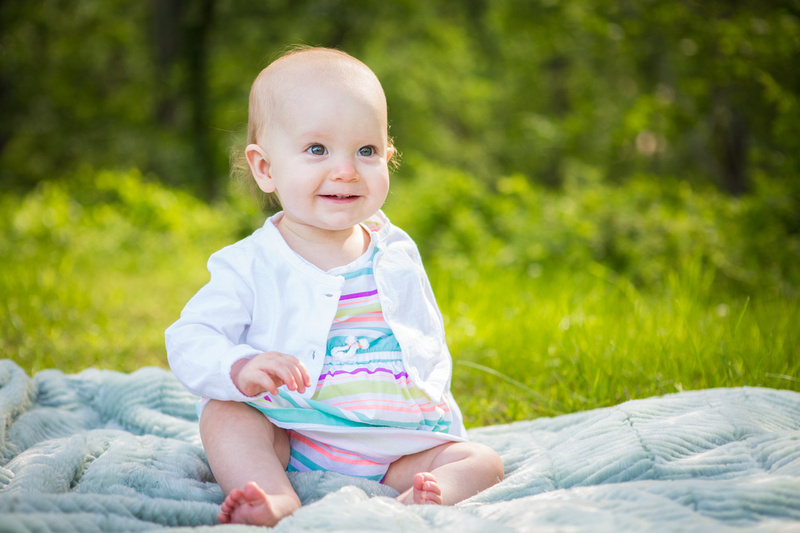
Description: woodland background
1,1,798,425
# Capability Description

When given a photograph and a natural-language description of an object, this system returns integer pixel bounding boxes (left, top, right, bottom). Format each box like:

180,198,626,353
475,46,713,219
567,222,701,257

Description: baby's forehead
249,49,387,143
259,52,382,101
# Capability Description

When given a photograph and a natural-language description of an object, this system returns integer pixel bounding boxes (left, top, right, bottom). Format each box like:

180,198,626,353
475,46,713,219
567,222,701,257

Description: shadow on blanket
1,359,798,532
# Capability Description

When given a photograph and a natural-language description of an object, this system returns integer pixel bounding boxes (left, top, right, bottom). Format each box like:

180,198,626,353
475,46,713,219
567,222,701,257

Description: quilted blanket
0,359,798,532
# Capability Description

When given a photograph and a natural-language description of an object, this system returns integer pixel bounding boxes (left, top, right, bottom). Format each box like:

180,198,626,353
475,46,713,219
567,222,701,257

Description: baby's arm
166,247,280,402
231,352,311,397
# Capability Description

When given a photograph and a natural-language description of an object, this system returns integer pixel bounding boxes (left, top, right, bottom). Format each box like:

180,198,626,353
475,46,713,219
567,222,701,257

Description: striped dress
246,242,463,481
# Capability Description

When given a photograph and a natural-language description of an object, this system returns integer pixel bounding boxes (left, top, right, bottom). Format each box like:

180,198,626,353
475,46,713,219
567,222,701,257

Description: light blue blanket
1,359,798,532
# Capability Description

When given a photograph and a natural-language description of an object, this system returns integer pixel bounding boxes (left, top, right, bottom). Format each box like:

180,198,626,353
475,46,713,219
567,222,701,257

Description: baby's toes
414,472,442,505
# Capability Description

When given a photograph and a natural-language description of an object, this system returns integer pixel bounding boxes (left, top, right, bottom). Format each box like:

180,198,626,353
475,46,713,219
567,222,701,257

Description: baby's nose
331,157,358,181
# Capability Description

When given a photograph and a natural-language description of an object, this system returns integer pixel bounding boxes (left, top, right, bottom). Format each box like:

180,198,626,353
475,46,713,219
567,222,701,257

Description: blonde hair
230,46,397,207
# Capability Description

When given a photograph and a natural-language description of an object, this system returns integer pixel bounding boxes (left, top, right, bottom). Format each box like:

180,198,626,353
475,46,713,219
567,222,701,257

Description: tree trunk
713,96,748,196
151,0,217,199
185,0,217,199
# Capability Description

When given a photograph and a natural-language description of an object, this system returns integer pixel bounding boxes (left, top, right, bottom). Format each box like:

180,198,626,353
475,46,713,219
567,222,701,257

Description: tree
1,0,797,198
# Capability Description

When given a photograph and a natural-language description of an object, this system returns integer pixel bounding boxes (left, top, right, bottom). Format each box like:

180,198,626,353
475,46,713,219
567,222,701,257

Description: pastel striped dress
247,243,463,481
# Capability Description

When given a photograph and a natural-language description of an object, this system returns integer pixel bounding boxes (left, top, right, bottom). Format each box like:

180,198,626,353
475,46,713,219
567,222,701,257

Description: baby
165,46,504,527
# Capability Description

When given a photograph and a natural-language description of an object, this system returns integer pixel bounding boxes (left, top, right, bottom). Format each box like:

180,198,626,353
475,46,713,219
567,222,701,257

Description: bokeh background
2,0,798,425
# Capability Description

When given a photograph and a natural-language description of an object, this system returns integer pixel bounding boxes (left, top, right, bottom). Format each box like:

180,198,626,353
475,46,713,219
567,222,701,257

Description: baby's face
257,78,392,237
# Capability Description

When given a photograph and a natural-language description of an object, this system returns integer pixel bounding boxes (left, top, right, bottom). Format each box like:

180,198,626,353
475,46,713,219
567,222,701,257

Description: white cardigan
165,211,459,418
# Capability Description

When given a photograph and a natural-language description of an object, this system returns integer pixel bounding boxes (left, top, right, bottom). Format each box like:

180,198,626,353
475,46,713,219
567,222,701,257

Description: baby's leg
200,400,301,526
384,442,504,506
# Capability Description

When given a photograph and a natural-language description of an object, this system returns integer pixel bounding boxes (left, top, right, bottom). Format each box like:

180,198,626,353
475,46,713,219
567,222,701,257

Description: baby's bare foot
411,472,442,505
218,481,301,526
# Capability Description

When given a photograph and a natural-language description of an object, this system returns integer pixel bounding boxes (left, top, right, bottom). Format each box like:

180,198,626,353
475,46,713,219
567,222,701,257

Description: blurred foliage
386,160,800,298
1,0,799,197
0,168,259,372
2,1,799,421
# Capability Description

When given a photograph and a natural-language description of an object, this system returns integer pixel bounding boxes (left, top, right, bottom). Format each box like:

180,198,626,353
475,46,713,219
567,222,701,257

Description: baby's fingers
266,356,311,394
247,371,281,396
238,352,312,397
289,360,311,394
273,362,308,394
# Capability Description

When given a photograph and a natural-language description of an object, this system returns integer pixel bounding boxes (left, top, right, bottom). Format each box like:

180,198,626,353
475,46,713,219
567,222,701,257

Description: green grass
2,169,798,428
435,263,798,426
0,169,247,373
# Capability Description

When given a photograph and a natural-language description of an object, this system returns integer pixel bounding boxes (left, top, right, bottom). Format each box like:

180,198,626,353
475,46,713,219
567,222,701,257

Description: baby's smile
320,194,360,200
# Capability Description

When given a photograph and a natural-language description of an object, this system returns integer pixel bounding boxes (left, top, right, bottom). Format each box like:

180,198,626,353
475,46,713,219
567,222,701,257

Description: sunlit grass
434,262,799,426
1,170,798,428
0,170,243,374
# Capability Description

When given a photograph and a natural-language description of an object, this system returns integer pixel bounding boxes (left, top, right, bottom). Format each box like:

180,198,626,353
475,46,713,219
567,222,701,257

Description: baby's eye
307,144,327,156
358,146,376,157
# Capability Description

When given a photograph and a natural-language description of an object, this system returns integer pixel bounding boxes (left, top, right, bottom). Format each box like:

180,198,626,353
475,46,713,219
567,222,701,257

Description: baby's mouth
321,194,359,199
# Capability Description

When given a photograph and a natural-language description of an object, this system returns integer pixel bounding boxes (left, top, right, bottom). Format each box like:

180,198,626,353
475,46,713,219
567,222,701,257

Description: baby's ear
386,146,396,163
246,144,276,193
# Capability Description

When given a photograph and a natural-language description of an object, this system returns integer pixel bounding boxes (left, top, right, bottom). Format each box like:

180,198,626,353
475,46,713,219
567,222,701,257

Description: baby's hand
231,352,311,397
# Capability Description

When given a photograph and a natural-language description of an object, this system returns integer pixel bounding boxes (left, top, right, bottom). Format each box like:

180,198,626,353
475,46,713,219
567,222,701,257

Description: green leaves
3,1,799,196
388,164,800,299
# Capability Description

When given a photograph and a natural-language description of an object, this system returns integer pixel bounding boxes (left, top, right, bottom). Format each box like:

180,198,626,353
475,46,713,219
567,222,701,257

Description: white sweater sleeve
165,249,264,402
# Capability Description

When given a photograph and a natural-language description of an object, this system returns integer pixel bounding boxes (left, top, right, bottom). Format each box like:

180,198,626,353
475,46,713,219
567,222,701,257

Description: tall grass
436,263,798,425
1,169,798,427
